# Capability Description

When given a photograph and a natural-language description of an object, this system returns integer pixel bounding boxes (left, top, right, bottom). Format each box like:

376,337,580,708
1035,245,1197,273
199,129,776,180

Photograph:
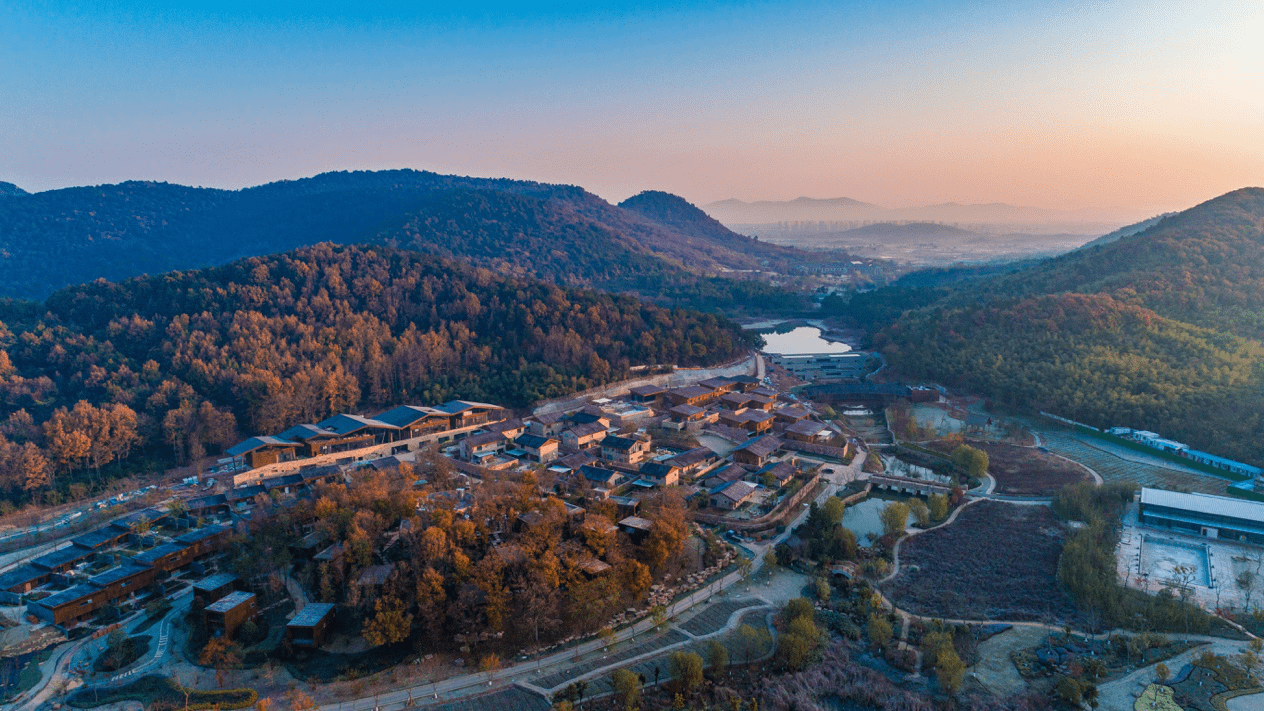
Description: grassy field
882,500,1079,623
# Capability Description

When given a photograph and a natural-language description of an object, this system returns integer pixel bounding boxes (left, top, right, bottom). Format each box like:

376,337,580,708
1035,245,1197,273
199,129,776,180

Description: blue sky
2,1,1261,213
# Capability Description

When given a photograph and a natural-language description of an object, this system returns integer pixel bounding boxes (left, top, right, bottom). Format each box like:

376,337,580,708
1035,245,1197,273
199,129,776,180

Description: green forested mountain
0,243,754,505
854,187,1264,462
0,170,825,307
975,188,1264,338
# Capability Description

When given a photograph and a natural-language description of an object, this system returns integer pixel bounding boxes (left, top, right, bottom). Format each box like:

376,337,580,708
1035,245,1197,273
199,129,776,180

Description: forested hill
0,182,27,197
973,187,1264,338
854,187,1264,463
0,243,755,505
618,190,795,261
0,169,830,303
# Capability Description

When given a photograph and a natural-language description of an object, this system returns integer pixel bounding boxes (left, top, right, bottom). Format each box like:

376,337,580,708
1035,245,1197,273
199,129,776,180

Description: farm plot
1037,430,1228,495
972,441,1091,496
882,500,1080,623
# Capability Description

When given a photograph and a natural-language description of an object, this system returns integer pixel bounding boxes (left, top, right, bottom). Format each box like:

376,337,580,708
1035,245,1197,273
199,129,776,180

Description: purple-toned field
882,500,1079,623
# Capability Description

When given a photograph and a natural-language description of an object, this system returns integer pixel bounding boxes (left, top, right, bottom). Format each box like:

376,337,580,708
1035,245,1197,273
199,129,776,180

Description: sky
2,0,1262,217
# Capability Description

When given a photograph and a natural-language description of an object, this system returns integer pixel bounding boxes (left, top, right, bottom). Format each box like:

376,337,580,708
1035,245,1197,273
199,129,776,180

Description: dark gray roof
227,436,296,456
0,564,48,590
31,584,97,609
373,405,446,428
206,590,255,613
579,465,621,485
177,524,228,545
564,421,607,438
670,404,705,417
193,573,238,592
31,545,94,570
786,420,828,436
88,563,150,587
289,602,336,628
131,543,187,567
602,435,644,452
316,413,398,436
464,431,506,447
667,447,716,467
629,385,665,396
434,400,503,415
639,462,679,478
737,435,781,458
515,433,555,449
71,527,127,550
668,385,712,399
227,485,265,502
276,423,339,441
186,493,228,510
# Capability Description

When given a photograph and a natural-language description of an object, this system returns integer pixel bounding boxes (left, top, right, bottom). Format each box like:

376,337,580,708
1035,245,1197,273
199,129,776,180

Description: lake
841,495,912,547
759,326,852,355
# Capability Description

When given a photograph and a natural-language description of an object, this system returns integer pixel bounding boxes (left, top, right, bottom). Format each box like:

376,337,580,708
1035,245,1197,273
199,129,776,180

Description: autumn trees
0,244,752,507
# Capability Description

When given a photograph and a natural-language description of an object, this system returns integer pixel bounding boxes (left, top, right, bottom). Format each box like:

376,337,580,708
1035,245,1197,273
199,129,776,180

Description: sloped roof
193,573,238,592
580,465,621,485
736,435,781,458
712,480,756,502
434,400,503,414
516,433,556,450
786,420,828,437
602,435,646,452
316,413,399,436
277,424,340,442
668,385,712,399
227,436,296,456
629,385,665,396
667,446,716,466
639,461,680,479
564,421,608,438
669,404,705,417
373,405,446,428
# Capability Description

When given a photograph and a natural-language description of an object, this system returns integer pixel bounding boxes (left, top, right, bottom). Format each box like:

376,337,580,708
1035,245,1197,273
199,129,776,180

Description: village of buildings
5,341,1264,710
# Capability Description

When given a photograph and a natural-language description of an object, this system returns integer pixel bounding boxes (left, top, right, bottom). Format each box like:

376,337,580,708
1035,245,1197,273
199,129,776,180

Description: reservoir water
759,326,852,355
841,496,913,547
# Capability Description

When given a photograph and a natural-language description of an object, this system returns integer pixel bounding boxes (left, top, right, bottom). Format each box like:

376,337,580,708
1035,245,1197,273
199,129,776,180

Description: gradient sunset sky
2,1,1261,216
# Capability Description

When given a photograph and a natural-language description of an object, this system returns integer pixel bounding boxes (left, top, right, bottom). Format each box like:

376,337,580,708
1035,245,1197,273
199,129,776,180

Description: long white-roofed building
1138,488,1264,545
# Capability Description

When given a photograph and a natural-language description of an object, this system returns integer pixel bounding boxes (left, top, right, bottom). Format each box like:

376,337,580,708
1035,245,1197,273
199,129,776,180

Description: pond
840,495,912,547
758,326,852,355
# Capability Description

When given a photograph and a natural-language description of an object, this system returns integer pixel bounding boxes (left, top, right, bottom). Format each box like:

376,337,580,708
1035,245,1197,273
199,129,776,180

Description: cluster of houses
227,400,508,478
0,508,231,626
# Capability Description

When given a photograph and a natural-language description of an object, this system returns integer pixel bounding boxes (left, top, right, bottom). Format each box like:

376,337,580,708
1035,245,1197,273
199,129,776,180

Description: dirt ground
972,441,1091,496
970,626,1047,697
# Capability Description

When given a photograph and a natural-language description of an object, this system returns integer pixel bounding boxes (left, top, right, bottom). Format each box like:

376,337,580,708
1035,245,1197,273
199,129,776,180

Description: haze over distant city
2,0,1262,217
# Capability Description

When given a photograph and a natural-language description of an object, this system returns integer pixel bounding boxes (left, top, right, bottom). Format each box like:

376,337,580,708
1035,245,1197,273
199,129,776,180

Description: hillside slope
855,187,1264,462
0,170,827,302
976,188,1264,338
0,243,754,504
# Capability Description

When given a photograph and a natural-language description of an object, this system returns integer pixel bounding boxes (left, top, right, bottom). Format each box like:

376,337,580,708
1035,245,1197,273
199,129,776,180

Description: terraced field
1037,430,1229,495
535,628,690,690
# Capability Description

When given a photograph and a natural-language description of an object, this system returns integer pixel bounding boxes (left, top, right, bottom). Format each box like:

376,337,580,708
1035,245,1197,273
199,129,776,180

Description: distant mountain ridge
852,185,1264,463
704,195,1137,230
0,170,828,302
0,182,27,197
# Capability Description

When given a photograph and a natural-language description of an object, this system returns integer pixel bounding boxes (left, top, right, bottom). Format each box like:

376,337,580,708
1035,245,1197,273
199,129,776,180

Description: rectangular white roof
1140,487,1264,523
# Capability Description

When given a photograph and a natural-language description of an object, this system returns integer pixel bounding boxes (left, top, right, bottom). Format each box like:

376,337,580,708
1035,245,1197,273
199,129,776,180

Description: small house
287,602,336,648
205,590,258,639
